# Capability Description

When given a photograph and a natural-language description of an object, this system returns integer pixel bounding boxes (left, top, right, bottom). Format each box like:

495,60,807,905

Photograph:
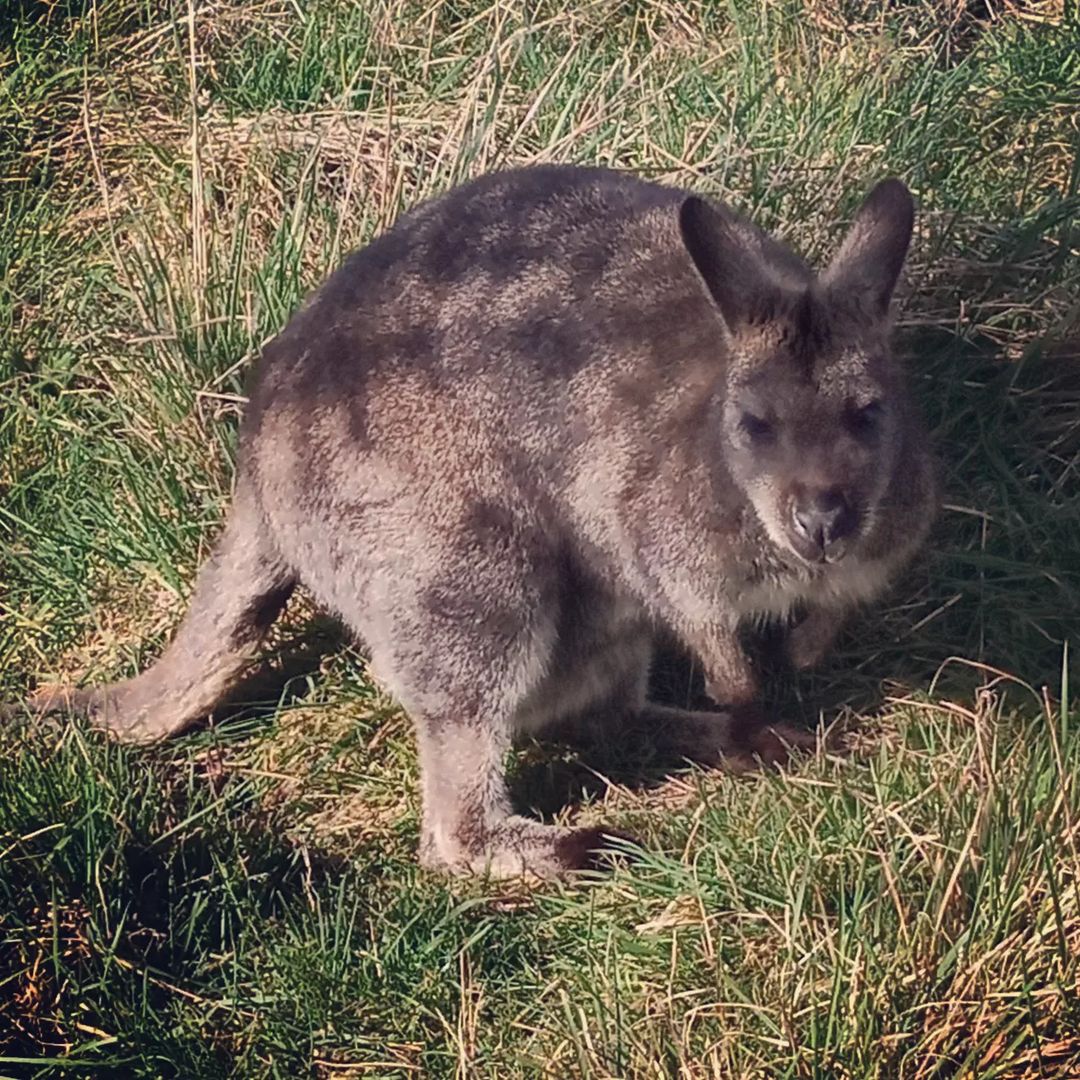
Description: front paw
740,720,818,764
728,703,816,767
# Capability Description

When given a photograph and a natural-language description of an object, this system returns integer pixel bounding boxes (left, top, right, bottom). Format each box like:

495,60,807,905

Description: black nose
792,488,855,552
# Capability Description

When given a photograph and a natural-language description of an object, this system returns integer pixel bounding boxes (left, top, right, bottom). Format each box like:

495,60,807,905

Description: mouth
785,512,861,565
787,532,851,566
782,493,861,566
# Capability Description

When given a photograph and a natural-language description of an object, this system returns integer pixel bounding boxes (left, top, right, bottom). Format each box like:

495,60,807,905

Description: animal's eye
740,412,775,442
847,399,884,436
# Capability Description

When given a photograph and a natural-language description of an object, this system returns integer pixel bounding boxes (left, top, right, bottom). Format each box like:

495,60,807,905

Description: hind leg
408,616,629,877
414,715,627,878
339,524,628,879
27,481,295,742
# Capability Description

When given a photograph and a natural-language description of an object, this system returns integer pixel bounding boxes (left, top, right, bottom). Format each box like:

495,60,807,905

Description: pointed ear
822,178,914,319
679,195,782,331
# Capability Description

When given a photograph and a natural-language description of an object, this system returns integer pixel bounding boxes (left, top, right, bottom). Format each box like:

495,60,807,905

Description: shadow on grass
0,718,351,1071
199,613,347,734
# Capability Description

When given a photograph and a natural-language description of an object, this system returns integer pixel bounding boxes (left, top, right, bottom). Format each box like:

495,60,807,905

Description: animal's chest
728,559,891,621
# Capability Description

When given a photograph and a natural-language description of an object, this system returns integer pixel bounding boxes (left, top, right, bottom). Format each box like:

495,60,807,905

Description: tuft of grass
2,0,1079,1075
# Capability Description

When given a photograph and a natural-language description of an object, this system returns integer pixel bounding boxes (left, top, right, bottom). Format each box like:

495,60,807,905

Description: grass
1,0,1079,1075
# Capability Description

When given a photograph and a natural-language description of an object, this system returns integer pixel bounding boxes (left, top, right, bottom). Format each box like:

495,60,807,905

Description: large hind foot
420,813,635,880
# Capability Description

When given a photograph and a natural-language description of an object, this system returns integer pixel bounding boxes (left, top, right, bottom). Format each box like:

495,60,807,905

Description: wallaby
17,165,936,878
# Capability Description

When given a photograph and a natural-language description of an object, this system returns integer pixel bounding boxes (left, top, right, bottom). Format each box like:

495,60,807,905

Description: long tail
9,482,296,742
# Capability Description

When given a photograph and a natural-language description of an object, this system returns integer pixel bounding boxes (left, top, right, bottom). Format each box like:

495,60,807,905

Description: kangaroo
17,165,936,878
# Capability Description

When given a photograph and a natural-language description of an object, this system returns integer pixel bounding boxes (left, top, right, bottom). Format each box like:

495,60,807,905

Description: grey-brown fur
19,165,936,878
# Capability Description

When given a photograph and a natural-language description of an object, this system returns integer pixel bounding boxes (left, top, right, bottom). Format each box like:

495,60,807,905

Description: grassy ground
2,0,1079,1075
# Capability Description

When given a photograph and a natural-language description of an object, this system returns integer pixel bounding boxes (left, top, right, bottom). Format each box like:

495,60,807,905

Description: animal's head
679,179,917,565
